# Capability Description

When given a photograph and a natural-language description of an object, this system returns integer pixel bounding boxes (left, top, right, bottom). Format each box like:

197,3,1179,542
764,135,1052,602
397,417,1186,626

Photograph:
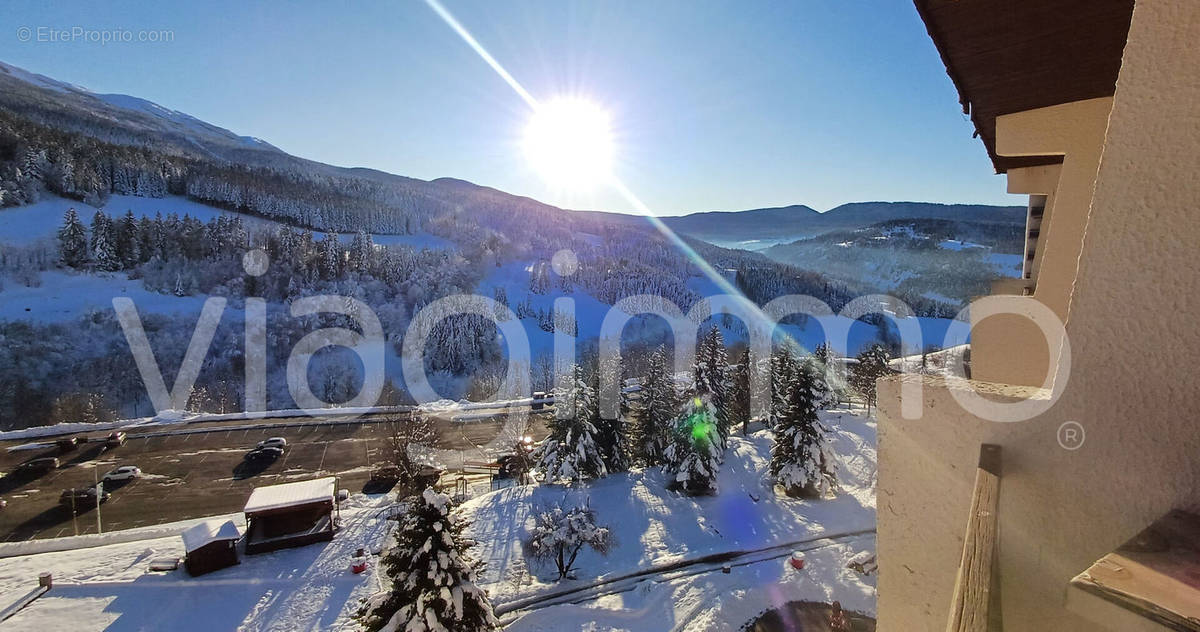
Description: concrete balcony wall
878,1,1200,629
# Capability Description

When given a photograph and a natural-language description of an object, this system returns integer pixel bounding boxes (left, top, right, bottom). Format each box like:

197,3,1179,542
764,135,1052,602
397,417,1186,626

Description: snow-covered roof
181,519,241,553
243,477,336,514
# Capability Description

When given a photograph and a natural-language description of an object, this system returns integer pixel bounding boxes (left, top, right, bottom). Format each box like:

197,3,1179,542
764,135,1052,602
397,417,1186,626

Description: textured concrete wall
969,99,1112,388
878,1,1200,630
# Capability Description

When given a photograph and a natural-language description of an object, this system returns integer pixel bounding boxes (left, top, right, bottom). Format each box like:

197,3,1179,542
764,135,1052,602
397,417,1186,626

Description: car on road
105,431,127,448
256,437,288,449
56,436,79,452
17,457,60,473
60,487,109,509
102,465,142,482
246,446,284,461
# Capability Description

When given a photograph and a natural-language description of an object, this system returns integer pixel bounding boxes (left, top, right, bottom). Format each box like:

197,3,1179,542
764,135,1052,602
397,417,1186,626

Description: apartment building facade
879,1,1200,630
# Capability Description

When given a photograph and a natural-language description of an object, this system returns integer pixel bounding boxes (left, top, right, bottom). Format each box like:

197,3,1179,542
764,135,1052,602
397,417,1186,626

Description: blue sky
0,1,1016,215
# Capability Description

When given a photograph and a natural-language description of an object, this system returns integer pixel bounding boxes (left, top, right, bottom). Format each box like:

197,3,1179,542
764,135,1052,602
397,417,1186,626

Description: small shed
243,477,337,555
181,519,241,577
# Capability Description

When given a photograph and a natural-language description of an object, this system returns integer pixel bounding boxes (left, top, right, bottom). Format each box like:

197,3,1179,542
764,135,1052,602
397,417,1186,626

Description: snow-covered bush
524,500,612,580
361,488,499,632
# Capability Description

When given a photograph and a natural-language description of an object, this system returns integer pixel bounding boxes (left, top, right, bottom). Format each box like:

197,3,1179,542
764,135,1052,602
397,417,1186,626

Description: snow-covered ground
460,408,878,629
0,408,877,631
504,536,875,632
890,343,970,378
0,270,209,323
0,494,395,631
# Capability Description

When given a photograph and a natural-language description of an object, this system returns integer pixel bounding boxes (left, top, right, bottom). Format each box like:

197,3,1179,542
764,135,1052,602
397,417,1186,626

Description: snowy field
0,494,395,632
0,270,209,323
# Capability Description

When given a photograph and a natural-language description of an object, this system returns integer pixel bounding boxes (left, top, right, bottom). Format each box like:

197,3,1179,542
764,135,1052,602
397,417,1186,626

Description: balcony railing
946,444,1003,632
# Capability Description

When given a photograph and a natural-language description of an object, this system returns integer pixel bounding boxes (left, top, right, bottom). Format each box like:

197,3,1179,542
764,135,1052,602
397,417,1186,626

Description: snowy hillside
763,217,1024,311
0,194,451,249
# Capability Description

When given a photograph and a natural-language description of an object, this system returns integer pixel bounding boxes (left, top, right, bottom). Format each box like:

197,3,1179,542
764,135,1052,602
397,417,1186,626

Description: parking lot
0,411,548,542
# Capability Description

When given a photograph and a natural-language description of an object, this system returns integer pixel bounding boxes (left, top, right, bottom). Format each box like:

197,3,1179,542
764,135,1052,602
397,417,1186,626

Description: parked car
17,457,59,473
105,431,127,448
246,446,283,461
102,465,142,482
256,437,287,449
55,436,79,452
368,464,402,485
60,487,109,509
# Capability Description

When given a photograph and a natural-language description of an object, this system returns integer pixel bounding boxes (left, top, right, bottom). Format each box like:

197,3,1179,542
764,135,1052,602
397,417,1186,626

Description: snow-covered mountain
0,61,281,158
656,201,1025,251
761,217,1024,307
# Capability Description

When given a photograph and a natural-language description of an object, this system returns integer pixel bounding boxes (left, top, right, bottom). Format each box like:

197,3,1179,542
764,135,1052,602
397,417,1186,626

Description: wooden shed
181,519,241,577
243,477,337,555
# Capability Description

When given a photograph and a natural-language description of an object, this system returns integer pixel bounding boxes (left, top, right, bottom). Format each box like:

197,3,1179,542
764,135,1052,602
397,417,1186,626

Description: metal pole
94,466,102,535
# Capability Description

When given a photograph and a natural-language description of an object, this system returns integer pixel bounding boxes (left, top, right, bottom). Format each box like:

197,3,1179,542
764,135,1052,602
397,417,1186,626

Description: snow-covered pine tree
811,342,838,407
770,357,837,498
534,364,607,483
729,347,751,435
769,346,799,428
850,343,893,412
663,394,722,495
525,500,613,580
594,351,630,473
361,488,500,632
56,208,88,269
350,230,374,274
492,286,510,321
692,326,731,447
633,345,677,467
89,212,119,272
136,216,155,265
320,233,341,280
116,210,140,268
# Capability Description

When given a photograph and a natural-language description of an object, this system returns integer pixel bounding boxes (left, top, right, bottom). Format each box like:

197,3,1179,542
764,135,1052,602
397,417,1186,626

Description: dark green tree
361,489,499,632
56,208,88,268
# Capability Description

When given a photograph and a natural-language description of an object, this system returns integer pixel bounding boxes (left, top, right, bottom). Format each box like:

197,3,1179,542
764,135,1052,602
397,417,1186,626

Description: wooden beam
946,444,1003,632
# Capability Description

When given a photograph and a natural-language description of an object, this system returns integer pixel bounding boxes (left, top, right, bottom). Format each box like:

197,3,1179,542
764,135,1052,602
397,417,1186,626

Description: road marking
318,444,330,471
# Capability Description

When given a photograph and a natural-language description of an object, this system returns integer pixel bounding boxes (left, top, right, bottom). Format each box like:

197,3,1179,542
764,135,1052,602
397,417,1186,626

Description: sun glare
523,98,615,190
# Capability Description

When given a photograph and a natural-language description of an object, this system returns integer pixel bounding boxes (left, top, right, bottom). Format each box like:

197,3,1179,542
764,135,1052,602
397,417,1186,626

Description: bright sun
523,98,615,190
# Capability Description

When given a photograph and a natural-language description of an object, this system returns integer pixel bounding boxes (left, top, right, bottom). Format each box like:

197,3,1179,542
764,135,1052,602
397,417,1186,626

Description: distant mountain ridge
657,201,1025,250
0,59,1021,258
